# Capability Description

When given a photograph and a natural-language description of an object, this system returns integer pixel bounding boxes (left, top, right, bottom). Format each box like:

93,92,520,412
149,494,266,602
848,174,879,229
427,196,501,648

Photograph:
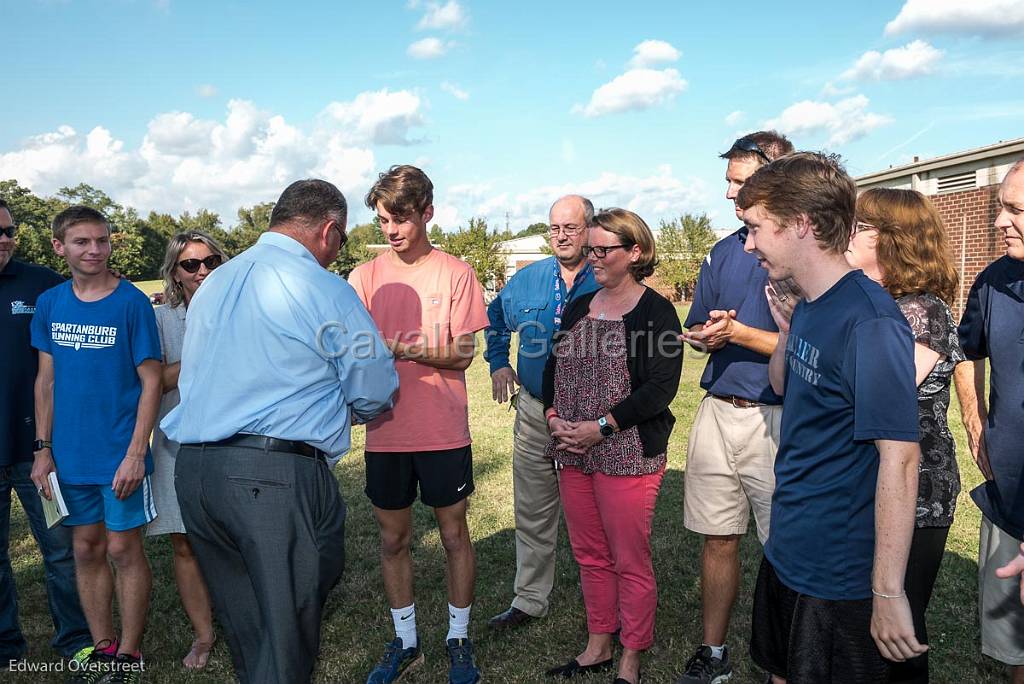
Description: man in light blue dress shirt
162,179,398,684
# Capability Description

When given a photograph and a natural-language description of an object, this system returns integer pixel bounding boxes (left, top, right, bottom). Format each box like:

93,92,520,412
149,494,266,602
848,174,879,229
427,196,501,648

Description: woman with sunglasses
845,189,965,684
542,208,683,684
147,231,227,669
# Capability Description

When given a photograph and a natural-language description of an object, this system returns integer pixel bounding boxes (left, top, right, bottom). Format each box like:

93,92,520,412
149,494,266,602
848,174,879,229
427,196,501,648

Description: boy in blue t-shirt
735,153,927,682
29,206,162,677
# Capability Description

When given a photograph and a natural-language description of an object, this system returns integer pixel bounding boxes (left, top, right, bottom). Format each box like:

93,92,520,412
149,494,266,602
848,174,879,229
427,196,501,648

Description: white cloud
576,68,687,118
840,40,943,81
724,110,745,126
407,37,452,59
885,0,1024,36
321,89,425,146
821,81,856,98
196,84,218,98
440,81,469,100
438,167,709,230
628,40,681,68
763,95,893,147
416,0,467,31
0,92,432,220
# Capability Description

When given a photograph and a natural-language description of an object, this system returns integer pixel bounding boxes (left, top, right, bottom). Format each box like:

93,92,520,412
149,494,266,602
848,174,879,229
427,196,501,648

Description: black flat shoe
612,675,641,684
545,657,614,678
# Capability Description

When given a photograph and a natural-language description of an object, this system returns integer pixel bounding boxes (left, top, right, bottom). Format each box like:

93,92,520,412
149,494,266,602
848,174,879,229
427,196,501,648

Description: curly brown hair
856,188,958,306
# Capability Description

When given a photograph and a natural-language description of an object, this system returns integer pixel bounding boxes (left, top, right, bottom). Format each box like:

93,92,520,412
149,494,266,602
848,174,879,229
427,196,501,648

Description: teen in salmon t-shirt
348,165,488,684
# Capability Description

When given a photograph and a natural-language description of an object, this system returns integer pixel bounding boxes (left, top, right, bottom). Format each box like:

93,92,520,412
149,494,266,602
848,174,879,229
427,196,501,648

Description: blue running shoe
366,637,423,684
446,638,480,684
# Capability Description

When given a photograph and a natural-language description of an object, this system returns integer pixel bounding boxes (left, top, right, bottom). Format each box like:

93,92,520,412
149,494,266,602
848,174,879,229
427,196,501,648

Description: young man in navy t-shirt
30,206,162,678
736,153,927,682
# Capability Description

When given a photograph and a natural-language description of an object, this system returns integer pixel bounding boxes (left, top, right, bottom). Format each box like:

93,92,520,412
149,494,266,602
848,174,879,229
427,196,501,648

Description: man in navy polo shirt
484,194,599,630
0,199,92,669
955,158,1024,680
676,131,793,683
737,152,925,681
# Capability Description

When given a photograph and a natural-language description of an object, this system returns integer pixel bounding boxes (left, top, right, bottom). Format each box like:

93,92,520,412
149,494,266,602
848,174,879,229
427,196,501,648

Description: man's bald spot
549,195,593,223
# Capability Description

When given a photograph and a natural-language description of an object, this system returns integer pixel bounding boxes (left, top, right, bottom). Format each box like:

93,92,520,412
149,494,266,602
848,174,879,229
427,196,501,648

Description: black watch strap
33,439,52,452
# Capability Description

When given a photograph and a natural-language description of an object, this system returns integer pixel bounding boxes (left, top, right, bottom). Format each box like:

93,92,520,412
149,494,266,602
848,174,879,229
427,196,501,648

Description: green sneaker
65,640,116,684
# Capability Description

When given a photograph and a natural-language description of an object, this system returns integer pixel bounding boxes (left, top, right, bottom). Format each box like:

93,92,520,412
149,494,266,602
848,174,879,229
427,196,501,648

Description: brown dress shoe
487,606,535,630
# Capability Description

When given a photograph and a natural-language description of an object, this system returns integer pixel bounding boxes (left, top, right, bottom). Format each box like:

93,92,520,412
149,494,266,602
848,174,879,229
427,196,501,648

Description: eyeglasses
582,244,629,259
334,222,348,248
178,254,223,273
729,137,772,165
854,221,877,234
0,225,16,239
550,224,584,236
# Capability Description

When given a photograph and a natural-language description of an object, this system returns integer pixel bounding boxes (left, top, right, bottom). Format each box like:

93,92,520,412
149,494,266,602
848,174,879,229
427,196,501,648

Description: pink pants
558,464,664,650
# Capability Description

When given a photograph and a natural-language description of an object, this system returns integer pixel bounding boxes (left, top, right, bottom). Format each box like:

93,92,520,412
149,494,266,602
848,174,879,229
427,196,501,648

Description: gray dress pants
175,443,346,684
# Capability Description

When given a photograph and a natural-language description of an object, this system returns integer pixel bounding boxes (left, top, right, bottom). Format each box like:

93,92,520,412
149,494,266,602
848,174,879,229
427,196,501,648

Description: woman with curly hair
846,188,965,684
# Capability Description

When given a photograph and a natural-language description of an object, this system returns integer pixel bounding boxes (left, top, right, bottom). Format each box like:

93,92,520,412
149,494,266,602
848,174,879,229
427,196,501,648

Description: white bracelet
871,589,906,599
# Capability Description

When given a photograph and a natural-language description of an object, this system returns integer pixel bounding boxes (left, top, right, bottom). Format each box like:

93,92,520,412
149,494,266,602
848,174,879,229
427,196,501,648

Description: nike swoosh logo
400,612,413,620
457,483,467,492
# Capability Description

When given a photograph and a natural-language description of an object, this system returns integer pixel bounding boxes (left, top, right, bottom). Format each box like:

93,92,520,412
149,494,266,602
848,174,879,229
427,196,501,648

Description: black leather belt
710,393,766,409
194,434,327,463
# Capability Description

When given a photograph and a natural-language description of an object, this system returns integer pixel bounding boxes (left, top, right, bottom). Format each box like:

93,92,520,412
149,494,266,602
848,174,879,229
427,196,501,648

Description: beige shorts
979,515,1024,666
683,394,780,543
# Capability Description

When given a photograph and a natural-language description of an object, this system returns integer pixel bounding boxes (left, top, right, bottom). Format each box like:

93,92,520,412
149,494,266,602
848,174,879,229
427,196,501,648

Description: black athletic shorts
364,445,474,510
750,555,888,683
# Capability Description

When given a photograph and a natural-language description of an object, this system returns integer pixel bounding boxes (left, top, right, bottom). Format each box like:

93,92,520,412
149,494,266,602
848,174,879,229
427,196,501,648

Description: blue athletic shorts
61,476,158,531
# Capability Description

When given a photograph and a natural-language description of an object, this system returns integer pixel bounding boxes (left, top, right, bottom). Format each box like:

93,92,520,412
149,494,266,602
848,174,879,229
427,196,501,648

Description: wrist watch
598,416,615,437
33,439,52,452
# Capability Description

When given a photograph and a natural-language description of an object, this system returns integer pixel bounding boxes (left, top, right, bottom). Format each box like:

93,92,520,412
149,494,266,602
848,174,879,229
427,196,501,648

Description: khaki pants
683,394,780,543
510,389,560,617
979,515,1024,666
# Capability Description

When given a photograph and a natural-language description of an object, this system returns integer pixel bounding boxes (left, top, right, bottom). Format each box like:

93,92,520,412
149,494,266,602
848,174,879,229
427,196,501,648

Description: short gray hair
270,179,347,231
550,195,595,226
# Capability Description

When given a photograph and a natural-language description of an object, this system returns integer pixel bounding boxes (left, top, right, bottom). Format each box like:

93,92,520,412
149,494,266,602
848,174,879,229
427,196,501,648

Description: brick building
856,137,1024,316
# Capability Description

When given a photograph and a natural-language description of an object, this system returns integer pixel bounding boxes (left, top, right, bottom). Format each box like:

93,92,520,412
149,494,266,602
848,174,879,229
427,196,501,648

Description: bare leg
105,528,151,655
576,632,613,666
701,534,741,645
373,506,415,608
1012,665,1024,684
617,647,643,683
434,500,475,608
72,523,115,646
170,533,215,667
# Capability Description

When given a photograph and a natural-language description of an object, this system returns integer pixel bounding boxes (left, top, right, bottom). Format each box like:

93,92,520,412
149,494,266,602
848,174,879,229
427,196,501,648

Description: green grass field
5,309,1006,683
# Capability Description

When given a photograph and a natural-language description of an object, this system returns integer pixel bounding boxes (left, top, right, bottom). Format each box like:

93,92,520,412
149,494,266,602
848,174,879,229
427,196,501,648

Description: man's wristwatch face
598,417,614,437
33,439,51,452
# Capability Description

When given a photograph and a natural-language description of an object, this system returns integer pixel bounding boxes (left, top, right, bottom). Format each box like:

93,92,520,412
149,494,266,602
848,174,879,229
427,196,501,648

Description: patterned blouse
897,293,967,528
544,317,666,476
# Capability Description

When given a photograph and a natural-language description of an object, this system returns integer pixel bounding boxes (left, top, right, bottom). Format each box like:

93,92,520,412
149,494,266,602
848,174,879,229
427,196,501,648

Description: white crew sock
703,643,726,660
446,603,472,641
390,604,417,649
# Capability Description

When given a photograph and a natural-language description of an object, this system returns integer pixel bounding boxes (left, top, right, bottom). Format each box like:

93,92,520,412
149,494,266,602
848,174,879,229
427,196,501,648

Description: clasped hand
679,309,737,353
548,418,603,455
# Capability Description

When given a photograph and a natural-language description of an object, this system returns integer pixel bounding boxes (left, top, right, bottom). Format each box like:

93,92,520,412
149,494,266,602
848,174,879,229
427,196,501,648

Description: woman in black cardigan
542,208,683,684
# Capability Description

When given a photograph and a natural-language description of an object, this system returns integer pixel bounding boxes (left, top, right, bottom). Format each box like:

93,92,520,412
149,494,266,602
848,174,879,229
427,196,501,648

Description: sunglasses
582,244,630,259
730,137,772,164
0,225,16,239
178,254,223,273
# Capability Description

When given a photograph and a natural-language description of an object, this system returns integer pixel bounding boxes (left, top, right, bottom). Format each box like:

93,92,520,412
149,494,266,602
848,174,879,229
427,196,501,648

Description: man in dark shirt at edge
0,198,92,667
675,131,794,683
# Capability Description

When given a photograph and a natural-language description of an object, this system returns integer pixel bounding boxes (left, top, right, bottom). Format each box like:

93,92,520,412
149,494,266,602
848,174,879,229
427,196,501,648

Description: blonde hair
591,208,658,281
160,231,229,308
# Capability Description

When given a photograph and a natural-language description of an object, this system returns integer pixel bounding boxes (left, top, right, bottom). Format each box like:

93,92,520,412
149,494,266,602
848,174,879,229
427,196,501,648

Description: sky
2,0,1023,232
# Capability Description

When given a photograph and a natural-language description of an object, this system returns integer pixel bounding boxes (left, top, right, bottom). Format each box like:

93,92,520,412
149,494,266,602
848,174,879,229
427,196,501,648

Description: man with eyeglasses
0,199,92,670
484,195,600,631
955,158,1024,681
163,179,399,683
676,131,794,683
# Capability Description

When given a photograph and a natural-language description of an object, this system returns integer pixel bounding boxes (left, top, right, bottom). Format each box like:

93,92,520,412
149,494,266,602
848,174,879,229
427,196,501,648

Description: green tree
442,217,508,290
656,212,717,301
108,229,149,280
330,221,387,277
513,222,549,239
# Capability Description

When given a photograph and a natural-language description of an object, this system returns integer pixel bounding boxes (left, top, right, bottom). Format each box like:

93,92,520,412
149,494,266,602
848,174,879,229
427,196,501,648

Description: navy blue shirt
765,271,919,600
485,257,599,398
0,259,65,466
958,256,1024,538
683,228,782,404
